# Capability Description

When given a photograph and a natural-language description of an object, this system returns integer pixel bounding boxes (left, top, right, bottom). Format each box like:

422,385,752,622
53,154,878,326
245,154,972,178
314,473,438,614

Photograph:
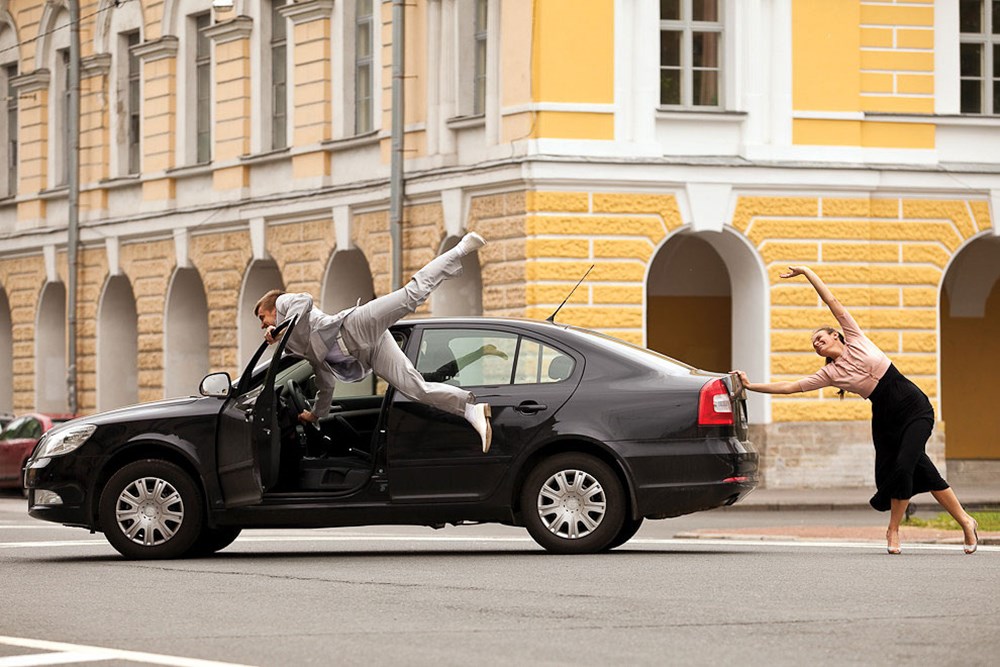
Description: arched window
98,0,144,177
41,7,71,188
239,260,284,366
35,282,67,412
164,268,210,397
97,275,138,410
0,286,12,413
431,236,482,316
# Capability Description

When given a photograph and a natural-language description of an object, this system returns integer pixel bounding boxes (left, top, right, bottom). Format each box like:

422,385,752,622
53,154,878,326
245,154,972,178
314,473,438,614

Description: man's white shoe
464,401,493,453
456,232,487,256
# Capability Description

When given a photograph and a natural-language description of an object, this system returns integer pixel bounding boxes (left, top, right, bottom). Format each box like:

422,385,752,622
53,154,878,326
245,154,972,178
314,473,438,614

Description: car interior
268,358,384,494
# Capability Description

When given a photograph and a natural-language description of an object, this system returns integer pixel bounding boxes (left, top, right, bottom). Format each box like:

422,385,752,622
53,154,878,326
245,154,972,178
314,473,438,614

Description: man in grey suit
254,232,494,452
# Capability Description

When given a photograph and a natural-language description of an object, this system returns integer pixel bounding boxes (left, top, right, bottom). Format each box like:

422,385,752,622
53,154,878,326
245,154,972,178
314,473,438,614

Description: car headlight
35,424,97,458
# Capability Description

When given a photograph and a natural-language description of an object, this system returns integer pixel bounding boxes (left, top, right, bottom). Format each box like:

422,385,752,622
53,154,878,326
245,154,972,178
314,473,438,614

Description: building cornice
205,16,254,43
10,69,50,93
279,0,334,24
132,36,179,62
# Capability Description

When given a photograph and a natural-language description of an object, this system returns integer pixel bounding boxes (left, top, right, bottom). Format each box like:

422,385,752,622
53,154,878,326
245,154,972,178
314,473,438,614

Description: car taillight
698,378,733,426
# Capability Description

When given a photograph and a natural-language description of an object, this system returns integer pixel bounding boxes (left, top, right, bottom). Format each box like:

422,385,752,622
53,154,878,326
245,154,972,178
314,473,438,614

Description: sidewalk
726,482,1000,512
687,482,1000,545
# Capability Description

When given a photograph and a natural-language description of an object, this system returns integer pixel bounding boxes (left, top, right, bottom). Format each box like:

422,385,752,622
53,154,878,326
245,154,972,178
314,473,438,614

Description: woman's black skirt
867,363,949,511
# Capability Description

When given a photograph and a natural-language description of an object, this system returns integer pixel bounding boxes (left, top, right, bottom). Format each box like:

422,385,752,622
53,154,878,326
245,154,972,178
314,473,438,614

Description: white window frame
959,0,999,114
192,12,212,164
354,0,374,134
268,0,289,149
334,0,381,139
1,60,17,199
658,0,724,110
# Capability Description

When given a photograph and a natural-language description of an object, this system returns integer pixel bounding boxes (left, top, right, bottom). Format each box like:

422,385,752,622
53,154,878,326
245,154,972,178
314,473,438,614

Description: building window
473,0,488,115
194,13,212,163
125,31,141,174
659,0,722,108
271,1,288,149
58,49,70,185
959,0,1000,114
354,0,373,134
1,63,16,198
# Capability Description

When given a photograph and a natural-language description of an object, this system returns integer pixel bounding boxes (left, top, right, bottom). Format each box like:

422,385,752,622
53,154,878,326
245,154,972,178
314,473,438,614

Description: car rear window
564,326,696,376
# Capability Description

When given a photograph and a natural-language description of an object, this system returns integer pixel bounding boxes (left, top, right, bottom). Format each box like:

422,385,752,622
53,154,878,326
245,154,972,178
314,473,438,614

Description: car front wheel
98,460,204,560
521,453,625,554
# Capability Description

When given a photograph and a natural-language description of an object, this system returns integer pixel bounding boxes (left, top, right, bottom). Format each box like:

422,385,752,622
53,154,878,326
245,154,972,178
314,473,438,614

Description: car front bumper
23,455,95,529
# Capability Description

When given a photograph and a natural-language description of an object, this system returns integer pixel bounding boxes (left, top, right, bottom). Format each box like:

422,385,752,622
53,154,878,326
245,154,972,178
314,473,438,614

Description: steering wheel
283,379,319,430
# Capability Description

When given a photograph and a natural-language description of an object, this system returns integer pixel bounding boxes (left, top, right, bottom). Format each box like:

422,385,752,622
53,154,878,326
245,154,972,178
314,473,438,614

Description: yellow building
0,0,997,488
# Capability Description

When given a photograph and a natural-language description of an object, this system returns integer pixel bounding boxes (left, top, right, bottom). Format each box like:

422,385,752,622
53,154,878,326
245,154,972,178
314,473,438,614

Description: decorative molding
174,229,190,269
132,36,179,62
249,217,268,259
44,245,58,283
81,53,112,78
205,16,254,43
333,205,352,250
279,0,334,24
10,69,50,93
105,236,120,276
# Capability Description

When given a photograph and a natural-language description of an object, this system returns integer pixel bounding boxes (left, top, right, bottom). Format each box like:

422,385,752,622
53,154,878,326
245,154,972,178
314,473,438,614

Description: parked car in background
24,317,757,559
1,414,75,494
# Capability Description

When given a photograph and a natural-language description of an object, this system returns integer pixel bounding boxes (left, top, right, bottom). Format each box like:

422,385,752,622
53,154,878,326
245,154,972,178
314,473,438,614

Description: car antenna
546,264,595,324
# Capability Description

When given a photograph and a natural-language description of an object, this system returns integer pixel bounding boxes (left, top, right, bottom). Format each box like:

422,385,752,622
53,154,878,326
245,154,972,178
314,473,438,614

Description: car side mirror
199,372,232,398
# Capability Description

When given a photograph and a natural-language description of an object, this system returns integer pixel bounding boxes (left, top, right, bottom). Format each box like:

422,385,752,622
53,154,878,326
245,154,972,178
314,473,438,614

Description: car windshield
564,326,699,376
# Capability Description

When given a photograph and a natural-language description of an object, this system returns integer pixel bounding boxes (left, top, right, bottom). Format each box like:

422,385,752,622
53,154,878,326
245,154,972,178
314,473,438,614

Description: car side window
24,418,42,440
514,339,575,385
0,416,36,440
416,329,518,387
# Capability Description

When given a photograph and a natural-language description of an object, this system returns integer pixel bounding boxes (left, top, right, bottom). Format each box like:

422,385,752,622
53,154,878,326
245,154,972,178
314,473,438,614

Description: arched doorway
239,260,284,366
646,229,768,423
164,268,210,397
35,282,67,413
941,235,1000,479
98,275,138,410
431,236,483,316
0,287,12,413
321,248,375,313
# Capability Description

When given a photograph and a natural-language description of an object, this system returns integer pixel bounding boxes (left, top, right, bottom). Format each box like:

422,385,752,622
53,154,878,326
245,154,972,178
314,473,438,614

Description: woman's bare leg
887,498,908,553
931,487,977,547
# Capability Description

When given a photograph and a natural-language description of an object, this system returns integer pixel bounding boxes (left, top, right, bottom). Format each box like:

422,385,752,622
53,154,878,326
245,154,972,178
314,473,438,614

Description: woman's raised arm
781,266,849,321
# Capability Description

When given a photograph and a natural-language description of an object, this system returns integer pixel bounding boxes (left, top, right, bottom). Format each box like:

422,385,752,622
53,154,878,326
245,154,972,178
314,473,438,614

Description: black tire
99,459,204,560
520,453,626,554
604,516,644,551
188,527,242,557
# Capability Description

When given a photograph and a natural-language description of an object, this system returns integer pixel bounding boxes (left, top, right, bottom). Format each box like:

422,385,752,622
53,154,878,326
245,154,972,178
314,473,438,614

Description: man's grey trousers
338,244,473,416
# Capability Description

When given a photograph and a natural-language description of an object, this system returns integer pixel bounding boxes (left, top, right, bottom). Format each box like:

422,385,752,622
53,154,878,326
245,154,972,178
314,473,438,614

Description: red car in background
0,414,75,494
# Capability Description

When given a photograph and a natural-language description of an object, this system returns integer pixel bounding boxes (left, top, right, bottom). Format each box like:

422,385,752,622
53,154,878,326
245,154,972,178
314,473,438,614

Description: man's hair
254,289,285,317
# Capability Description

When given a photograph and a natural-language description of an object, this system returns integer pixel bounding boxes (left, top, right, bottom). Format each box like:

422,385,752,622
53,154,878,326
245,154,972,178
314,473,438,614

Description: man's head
255,289,285,329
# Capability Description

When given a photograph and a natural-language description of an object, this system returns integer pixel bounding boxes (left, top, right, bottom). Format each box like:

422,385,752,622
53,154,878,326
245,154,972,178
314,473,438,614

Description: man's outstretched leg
340,232,493,451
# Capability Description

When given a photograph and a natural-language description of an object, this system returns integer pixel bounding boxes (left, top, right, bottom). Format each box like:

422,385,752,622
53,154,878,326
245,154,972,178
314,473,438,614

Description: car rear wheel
604,516,644,551
99,460,204,560
521,453,625,554
188,527,242,557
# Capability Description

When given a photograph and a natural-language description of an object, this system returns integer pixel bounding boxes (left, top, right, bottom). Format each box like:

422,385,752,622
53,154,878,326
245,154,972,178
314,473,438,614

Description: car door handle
516,401,548,414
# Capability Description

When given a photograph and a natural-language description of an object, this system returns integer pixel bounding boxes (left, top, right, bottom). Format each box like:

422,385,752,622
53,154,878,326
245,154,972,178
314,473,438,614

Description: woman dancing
734,266,979,555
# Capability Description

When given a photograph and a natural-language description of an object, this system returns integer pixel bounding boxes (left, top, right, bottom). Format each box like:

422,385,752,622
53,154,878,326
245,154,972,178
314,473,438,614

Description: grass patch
903,510,1000,531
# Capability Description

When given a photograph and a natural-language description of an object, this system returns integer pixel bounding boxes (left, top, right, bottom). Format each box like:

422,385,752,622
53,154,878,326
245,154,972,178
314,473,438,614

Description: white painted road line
0,534,996,552
0,636,258,667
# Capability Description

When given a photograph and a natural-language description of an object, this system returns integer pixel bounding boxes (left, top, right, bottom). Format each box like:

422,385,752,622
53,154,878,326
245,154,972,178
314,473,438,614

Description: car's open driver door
216,317,296,507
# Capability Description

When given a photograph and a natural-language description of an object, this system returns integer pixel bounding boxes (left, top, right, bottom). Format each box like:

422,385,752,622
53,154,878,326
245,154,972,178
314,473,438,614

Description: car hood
52,396,221,431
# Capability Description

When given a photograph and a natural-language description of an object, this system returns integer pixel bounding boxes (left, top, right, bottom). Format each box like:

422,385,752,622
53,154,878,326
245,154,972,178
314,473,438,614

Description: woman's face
811,329,842,358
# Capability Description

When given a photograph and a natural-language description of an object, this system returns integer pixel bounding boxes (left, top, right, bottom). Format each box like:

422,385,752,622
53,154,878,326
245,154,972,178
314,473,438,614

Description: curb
674,532,1000,546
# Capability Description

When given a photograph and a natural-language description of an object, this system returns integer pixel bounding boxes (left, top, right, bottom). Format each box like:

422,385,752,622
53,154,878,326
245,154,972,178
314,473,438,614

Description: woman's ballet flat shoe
964,520,979,555
887,546,901,555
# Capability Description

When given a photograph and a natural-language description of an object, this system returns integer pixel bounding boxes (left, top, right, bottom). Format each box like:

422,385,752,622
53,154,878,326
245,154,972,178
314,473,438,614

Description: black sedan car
24,317,757,559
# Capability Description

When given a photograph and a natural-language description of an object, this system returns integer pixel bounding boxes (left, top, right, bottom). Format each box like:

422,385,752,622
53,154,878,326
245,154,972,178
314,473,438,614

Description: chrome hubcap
536,469,606,539
115,477,184,547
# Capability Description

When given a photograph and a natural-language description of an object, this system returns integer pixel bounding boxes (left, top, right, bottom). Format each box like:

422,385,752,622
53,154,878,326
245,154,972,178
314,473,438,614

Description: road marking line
0,637,258,667
0,535,995,552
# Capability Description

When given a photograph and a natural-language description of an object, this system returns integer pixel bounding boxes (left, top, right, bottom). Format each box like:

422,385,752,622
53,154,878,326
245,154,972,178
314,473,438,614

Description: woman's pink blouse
796,308,891,399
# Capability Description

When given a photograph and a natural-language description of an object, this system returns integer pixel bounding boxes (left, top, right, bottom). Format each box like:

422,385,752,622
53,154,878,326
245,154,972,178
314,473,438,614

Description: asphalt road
1,492,997,667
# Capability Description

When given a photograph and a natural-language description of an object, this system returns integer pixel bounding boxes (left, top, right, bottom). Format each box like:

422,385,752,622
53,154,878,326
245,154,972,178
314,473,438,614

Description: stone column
10,69,50,229
206,15,253,195
281,0,334,187
133,36,179,208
